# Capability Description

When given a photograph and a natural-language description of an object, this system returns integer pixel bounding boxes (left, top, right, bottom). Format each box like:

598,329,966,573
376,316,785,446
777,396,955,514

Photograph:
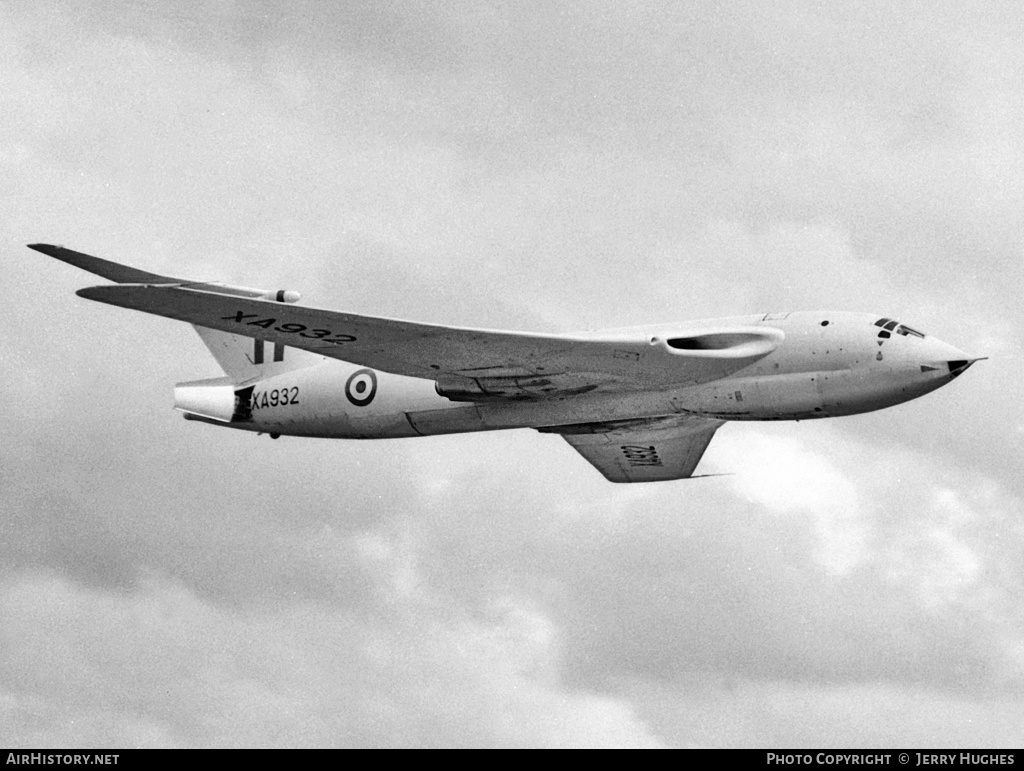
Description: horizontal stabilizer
28,244,181,284
31,244,325,381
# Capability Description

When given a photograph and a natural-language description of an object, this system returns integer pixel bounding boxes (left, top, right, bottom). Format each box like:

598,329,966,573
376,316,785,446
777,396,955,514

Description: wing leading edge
539,415,725,482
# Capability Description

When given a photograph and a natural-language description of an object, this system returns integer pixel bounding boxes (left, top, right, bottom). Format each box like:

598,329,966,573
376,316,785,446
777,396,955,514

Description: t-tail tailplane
27,243,327,383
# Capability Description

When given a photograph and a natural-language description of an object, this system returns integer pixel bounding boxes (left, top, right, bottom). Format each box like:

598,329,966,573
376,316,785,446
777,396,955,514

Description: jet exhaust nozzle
173,380,238,422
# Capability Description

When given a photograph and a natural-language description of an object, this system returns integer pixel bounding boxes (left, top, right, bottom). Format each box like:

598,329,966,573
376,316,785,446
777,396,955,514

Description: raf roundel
345,368,377,406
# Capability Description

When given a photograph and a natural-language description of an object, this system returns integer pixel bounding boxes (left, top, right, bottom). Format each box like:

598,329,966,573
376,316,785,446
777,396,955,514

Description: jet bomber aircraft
31,244,982,483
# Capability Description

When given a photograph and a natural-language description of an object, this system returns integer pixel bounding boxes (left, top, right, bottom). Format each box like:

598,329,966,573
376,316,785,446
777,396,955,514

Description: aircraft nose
946,358,984,377
915,335,984,380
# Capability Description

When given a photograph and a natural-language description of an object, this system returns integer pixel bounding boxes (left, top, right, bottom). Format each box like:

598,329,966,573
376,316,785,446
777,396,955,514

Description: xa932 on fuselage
30,244,983,483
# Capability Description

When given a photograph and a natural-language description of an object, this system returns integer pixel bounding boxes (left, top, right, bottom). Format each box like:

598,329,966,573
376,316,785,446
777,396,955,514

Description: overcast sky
2,0,1022,748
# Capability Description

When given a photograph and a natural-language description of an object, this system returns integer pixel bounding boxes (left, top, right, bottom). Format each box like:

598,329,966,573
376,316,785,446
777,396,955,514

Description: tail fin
29,243,326,382
193,325,325,382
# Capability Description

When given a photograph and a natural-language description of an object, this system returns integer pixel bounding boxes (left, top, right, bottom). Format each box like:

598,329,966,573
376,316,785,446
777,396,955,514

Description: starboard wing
33,245,783,397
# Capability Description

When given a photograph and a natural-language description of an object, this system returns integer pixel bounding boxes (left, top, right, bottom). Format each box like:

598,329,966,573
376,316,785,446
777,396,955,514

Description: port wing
539,415,725,483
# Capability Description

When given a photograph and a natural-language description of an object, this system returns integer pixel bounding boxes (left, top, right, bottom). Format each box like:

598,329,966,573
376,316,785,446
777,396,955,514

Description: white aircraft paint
30,244,982,483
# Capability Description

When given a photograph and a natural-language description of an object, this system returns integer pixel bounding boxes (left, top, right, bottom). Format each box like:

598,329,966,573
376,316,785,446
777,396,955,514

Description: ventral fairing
30,244,983,483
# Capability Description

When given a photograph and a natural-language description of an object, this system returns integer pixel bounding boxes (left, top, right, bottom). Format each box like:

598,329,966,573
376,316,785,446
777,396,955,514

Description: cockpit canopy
874,318,926,340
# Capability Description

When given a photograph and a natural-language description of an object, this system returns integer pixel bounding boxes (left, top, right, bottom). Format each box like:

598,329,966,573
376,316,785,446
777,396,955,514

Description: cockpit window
896,324,925,338
874,317,928,339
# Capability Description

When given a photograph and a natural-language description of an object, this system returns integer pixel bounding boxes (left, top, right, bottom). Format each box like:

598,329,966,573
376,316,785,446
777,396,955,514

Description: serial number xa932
220,312,357,346
620,444,663,468
251,386,300,410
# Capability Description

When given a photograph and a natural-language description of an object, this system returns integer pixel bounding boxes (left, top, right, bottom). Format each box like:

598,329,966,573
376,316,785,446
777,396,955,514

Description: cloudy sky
2,0,1023,748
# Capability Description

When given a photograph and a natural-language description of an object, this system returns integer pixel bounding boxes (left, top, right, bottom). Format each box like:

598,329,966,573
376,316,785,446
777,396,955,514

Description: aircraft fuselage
32,242,983,481
177,311,976,440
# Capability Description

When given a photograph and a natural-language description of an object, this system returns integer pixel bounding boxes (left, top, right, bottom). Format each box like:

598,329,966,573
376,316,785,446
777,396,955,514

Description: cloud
625,679,1024,748
0,570,665,748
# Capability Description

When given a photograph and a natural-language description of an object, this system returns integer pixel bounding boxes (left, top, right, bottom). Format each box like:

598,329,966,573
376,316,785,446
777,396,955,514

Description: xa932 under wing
30,244,983,483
